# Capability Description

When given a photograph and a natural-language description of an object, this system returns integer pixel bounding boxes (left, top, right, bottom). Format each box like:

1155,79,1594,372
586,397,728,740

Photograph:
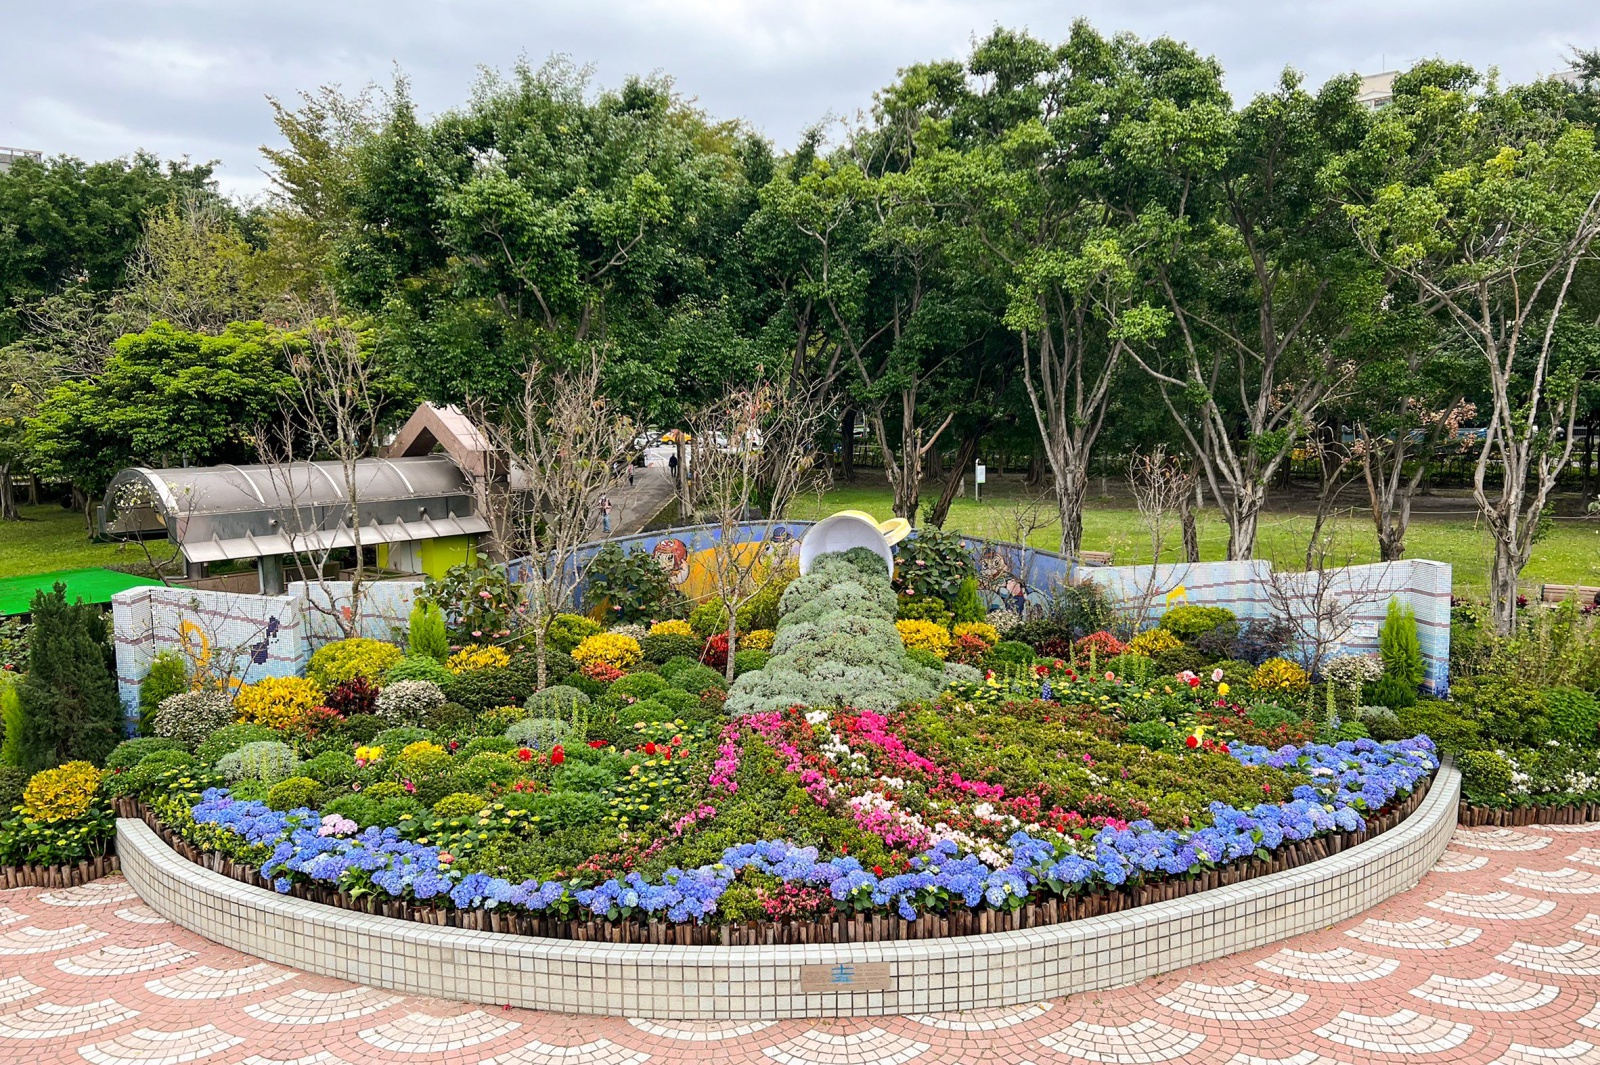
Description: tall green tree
27,321,296,496
0,152,216,346
1121,69,1380,559
16,583,123,772
1341,62,1600,632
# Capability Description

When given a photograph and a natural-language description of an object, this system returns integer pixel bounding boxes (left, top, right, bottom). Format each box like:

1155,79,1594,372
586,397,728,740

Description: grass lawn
0,504,177,580
793,481,1600,598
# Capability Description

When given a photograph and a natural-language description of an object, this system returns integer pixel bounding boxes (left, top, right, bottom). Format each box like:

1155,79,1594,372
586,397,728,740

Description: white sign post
974,463,986,503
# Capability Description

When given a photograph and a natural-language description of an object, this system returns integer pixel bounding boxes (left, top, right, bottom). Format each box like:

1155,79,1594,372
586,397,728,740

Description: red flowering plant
699,632,730,672
580,659,625,683
1073,630,1126,659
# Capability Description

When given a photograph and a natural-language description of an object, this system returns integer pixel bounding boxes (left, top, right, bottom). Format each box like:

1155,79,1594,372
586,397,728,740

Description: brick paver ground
1,823,1595,1063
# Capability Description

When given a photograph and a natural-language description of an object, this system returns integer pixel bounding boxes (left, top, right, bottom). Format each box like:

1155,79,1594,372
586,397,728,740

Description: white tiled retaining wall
116,764,1458,1019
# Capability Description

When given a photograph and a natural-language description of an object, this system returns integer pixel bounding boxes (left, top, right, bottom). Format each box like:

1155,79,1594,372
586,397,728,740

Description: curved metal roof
102,456,488,563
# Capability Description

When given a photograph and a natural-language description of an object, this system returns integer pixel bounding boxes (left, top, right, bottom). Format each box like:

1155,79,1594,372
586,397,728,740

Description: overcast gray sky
4,1,1595,199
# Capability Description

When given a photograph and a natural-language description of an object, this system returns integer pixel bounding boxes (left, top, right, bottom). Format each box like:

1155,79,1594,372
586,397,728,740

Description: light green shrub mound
217,741,299,784
726,550,942,716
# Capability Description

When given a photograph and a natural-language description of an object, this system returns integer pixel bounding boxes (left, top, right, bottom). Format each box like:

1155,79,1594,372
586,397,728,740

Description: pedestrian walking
599,494,613,534
668,453,679,481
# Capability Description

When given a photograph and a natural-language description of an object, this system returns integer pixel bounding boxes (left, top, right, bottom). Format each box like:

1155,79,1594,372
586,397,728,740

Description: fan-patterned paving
5,822,1600,1064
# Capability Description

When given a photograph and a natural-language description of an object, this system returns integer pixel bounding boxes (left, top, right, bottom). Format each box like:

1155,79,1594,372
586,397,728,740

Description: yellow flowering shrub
22,762,103,822
1127,628,1183,657
233,676,324,729
570,632,643,670
396,740,451,777
354,745,384,764
742,629,776,651
307,638,403,687
1249,657,1311,694
648,619,694,638
896,619,952,660
952,622,1000,648
447,644,511,674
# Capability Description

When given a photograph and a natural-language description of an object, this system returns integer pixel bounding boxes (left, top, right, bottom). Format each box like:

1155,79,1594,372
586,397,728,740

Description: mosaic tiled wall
112,525,1453,716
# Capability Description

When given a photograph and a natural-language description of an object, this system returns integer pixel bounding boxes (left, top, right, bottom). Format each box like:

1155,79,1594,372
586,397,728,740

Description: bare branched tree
1118,447,1200,631
482,352,637,687
1264,520,1390,679
255,307,383,637
687,376,831,681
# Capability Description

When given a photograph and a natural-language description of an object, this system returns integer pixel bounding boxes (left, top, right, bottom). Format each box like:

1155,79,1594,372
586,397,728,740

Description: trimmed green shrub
370,727,436,751
449,666,535,712
1158,605,1237,640
546,614,602,656
1247,704,1307,731
896,595,953,628
688,601,731,639
422,700,476,732
950,577,985,624
642,632,702,664
0,673,22,769
337,714,384,744
1126,719,1181,752
299,751,359,787
1395,701,1482,752
659,656,703,683
1459,750,1515,801
905,647,943,672
0,765,24,811
407,602,450,661
432,791,488,817
459,736,515,758
1545,687,1600,747
196,723,277,766
105,737,185,772
733,649,770,677
650,688,700,715
265,776,321,811
525,685,591,718
138,651,189,734
608,672,668,702
383,655,456,690
671,664,728,696
987,641,1036,666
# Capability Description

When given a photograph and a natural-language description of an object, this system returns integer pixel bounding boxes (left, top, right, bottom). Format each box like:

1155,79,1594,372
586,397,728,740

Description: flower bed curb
0,854,120,890
114,761,1458,1019
1458,801,1600,827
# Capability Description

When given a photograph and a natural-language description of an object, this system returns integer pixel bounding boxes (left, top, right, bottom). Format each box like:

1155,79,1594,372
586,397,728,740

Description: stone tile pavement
2,823,1598,1064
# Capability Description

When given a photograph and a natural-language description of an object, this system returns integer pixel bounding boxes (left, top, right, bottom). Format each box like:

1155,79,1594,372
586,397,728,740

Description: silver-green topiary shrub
725,550,942,716
216,740,299,784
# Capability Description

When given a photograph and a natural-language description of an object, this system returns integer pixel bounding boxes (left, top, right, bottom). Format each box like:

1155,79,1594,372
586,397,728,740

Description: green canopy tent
0,568,164,617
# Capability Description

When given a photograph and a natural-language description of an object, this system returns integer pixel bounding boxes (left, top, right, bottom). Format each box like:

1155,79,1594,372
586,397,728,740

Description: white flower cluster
986,608,1020,634
1323,653,1383,686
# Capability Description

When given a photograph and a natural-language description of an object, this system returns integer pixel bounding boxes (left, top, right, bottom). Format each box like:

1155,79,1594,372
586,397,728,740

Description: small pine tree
0,673,23,768
137,651,190,735
951,576,985,624
408,602,450,661
1378,599,1424,688
16,584,124,771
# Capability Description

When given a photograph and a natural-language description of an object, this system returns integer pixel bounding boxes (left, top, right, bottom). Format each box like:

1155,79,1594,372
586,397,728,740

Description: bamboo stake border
113,773,1435,948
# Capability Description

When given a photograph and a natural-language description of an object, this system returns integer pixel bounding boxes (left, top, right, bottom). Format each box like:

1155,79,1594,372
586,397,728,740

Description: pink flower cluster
708,724,742,794
746,712,832,805
851,711,1005,802
670,804,717,836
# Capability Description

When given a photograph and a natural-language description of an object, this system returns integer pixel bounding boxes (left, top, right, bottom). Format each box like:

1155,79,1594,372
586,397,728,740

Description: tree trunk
724,616,738,684
0,465,18,522
926,428,983,529
28,473,40,506
1026,452,1044,488
1584,416,1595,502
1224,485,1263,561
1178,491,1200,563
1055,463,1088,558
1488,536,1523,635
840,408,856,483
925,445,943,482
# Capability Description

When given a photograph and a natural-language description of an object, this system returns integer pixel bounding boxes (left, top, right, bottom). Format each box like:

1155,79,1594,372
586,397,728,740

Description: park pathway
593,466,676,539
1,822,1596,1063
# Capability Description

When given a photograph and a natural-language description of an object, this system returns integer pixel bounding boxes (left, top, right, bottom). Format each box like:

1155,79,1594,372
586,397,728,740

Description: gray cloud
4,1,1595,198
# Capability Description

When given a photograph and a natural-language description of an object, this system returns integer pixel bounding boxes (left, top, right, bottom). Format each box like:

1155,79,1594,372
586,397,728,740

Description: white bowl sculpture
797,510,911,577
